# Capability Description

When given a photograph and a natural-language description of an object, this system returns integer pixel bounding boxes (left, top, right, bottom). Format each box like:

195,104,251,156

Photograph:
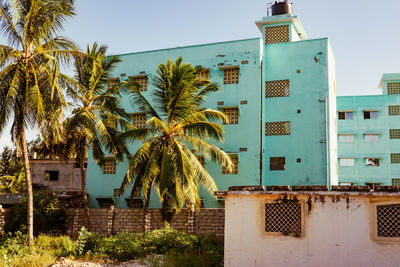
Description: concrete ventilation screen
222,107,239,124
392,179,400,186
130,75,148,91
107,78,119,89
390,129,400,139
266,80,290,98
265,25,289,44
391,153,400,164
270,157,285,170
387,82,400,95
223,67,239,84
196,69,209,80
103,159,116,174
265,121,290,136
388,106,400,116
265,202,302,234
132,113,146,128
222,155,238,174
376,204,400,238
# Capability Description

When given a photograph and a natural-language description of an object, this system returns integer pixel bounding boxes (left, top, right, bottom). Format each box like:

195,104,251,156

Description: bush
35,234,76,257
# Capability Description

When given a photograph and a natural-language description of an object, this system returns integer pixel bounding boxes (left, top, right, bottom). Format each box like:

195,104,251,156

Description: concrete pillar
107,205,115,236
188,206,195,234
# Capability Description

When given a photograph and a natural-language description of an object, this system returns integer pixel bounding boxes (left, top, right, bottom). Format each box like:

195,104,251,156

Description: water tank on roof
271,0,292,16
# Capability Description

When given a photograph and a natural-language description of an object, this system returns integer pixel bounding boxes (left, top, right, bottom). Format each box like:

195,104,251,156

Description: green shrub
35,234,76,257
101,231,140,261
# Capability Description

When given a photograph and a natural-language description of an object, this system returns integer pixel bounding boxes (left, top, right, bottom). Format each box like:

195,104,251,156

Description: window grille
392,179,400,186
387,82,400,95
265,121,290,136
270,157,285,170
130,75,148,91
196,69,209,80
391,153,400,164
388,106,400,116
222,107,239,124
103,158,116,174
223,67,239,84
376,204,400,238
107,78,119,89
222,155,238,174
265,25,289,44
390,129,400,139
265,202,302,235
266,80,289,98
132,113,146,128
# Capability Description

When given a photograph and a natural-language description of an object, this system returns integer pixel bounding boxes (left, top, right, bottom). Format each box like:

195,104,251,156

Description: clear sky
1,0,400,148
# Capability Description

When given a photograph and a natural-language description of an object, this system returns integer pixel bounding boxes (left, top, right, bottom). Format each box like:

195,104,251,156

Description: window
363,110,378,119
223,67,239,84
387,82,400,95
222,155,238,174
103,158,116,174
45,171,59,181
265,121,290,136
270,157,285,170
130,75,148,91
391,153,400,164
265,202,302,235
338,134,354,143
390,129,400,139
388,105,400,116
132,113,146,128
339,158,354,167
339,182,354,186
366,183,381,190
265,79,289,98
107,78,119,90
222,107,239,124
127,198,144,209
338,111,353,120
376,204,400,239
392,179,400,186
366,158,380,166
196,69,209,80
113,188,121,197
364,134,379,143
265,25,289,44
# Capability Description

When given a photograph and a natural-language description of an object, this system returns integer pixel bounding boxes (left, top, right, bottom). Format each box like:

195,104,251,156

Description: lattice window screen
107,78,119,89
392,179,400,186
388,106,400,116
132,113,146,128
265,203,302,234
270,157,285,170
265,25,289,44
223,68,239,84
390,129,400,139
376,204,400,238
222,155,238,174
130,76,148,91
266,80,290,97
388,82,400,95
265,121,290,136
196,69,209,80
222,107,239,124
103,159,116,174
391,153,400,164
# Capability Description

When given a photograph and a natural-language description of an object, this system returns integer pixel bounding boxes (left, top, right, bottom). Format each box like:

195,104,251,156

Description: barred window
266,80,289,98
388,106,400,116
265,25,289,44
387,82,400,95
223,67,239,84
390,129,400,139
392,179,400,186
265,202,302,235
103,158,116,174
130,75,148,91
132,113,146,128
222,107,239,124
270,157,285,171
222,155,238,174
391,153,400,164
376,204,400,238
107,78,119,89
265,121,290,136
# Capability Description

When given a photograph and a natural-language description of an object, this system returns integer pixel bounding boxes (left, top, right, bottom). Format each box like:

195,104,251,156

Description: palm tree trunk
20,127,34,246
79,138,90,230
143,185,151,232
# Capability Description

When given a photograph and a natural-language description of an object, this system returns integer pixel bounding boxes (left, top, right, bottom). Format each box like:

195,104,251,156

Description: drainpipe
259,61,263,186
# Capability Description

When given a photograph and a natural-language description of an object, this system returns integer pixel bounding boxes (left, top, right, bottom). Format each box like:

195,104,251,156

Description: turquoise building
87,3,338,208
337,74,400,187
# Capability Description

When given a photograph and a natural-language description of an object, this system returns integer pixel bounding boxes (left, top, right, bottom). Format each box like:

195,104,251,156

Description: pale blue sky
1,0,399,148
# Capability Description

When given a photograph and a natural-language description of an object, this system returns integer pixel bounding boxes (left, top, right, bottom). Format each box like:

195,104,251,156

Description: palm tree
0,160,25,193
119,57,232,224
0,0,78,245
60,43,130,227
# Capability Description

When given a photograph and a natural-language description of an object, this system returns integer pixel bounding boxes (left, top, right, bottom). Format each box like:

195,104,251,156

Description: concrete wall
224,191,400,267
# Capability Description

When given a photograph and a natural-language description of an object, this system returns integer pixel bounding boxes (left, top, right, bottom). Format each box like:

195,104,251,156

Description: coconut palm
119,57,232,223
0,160,25,193
0,0,78,244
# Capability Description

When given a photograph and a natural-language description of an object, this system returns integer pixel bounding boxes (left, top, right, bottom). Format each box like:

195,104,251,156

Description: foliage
4,191,69,235
0,160,25,193
35,234,76,257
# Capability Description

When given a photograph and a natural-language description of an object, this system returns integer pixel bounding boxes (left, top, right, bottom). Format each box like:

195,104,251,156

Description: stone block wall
195,209,225,236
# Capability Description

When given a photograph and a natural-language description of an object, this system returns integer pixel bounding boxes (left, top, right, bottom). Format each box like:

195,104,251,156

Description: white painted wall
225,193,400,267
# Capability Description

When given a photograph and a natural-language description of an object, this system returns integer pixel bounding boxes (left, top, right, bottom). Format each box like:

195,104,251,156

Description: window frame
339,158,355,167
220,66,240,85
221,106,239,125
338,111,354,120
364,133,379,143
371,201,400,242
338,134,355,143
365,158,380,167
44,170,59,181
363,110,378,120
102,157,117,174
